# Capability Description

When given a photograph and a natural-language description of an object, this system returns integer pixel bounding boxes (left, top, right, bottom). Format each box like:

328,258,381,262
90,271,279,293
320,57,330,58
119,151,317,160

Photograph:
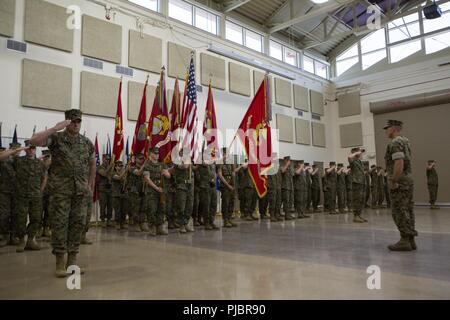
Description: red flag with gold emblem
202,82,219,157
132,77,148,156
112,79,124,160
236,76,272,198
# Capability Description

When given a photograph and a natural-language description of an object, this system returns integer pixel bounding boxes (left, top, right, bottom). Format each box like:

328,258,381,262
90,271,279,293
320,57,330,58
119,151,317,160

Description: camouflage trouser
144,191,164,226
390,185,417,237
377,186,385,206
294,188,306,216
352,183,365,216
244,187,257,217
82,197,93,238
99,191,113,221
306,186,311,211
337,187,346,211
323,189,330,210
428,184,438,205
220,188,235,221
371,187,378,207
113,196,125,224
175,187,193,226
268,189,282,218
311,188,320,210
15,196,42,238
127,192,143,224
42,193,50,228
238,188,245,216
0,192,13,236
281,188,293,215
165,191,176,225
365,185,370,206
346,188,352,209
199,187,217,225
385,186,391,207
258,193,268,217
49,193,86,255
328,186,336,211
192,187,200,222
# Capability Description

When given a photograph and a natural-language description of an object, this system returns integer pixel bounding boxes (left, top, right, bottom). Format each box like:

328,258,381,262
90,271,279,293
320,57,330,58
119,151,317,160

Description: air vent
312,114,321,121
196,85,203,93
6,39,27,53
297,111,303,117
116,65,133,77
83,57,103,70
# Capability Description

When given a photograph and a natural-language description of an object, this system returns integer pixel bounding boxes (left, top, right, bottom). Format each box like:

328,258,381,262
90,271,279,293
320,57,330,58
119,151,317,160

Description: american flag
181,56,199,162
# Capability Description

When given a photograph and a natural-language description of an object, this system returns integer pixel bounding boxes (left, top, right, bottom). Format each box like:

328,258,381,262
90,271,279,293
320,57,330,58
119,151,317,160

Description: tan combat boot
185,224,194,233
224,220,233,228
409,236,417,250
16,237,26,253
42,227,51,238
81,236,93,245
25,237,41,251
353,215,365,223
388,237,413,251
148,225,157,236
55,253,67,278
156,225,168,235
66,253,85,274
140,222,149,232
179,225,187,234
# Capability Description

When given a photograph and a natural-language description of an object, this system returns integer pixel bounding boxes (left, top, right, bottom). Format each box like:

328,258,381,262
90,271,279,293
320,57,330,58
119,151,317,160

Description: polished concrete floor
1,207,450,299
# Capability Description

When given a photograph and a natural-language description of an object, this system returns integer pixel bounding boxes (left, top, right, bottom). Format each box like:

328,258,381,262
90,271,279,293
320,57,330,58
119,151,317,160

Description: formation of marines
0,110,440,276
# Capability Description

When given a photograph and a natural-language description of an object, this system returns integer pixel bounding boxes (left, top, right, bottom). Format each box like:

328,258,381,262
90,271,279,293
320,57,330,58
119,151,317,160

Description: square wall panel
80,72,120,118
312,122,326,147
276,114,294,143
338,91,361,117
0,0,15,37
128,30,162,73
229,62,251,96
340,122,363,147
295,118,311,145
200,53,226,90
21,59,72,112
293,84,309,112
168,42,195,80
81,15,122,64
310,90,324,115
275,78,293,108
128,81,156,121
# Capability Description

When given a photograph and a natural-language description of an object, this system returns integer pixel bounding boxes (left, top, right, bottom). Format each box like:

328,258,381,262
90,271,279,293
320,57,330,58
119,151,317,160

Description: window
225,21,243,45
389,39,422,63
269,41,282,60
303,55,314,74
361,29,387,70
336,43,359,76
284,47,298,66
245,29,263,52
194,7,218,35
425,30,450,54
128,0,158,11
168,0,192,25
315,61,327,78
388,13,420,43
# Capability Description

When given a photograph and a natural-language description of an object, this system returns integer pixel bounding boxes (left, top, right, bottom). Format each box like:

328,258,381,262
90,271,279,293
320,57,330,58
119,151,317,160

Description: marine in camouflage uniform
267,160,283,222
345,166,353,211
192,167,202,226
310,165,321,213
326,162,338,214
143,147,170,236
240,165,258,221
165,161,178,229
348,147,368,223
322,169,329,212
0,145,22,247
383,119,417,251
336,164,346,213
304,163,312,213
384,172,391,208
377,167,385,207
218,148,237,228
170,150,194,233
13,140,47,252
364,162,371,208
370,165,379,209
112,161,127,230
426,160,439,209
97,154,114,227
281,156,294,220
40,150,52,239
198,159,219,230
30,109,96,277
293,160,309,219
125,153,146,232
235,164,246,218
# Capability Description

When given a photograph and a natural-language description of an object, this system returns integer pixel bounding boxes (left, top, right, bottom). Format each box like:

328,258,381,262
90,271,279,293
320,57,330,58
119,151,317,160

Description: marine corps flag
132,77,149,156
235,75,272,198
146,67,170,161
167,78,183,162
112,78,124,161
202,82,219,158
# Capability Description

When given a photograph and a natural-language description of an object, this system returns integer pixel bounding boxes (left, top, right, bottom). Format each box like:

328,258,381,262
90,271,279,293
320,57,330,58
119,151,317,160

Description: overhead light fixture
207,44,296,80
310,0,329,4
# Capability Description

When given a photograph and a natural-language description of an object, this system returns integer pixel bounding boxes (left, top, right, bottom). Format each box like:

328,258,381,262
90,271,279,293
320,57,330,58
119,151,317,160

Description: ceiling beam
269,0,356,34
222,0,252,13
264,0,292,25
